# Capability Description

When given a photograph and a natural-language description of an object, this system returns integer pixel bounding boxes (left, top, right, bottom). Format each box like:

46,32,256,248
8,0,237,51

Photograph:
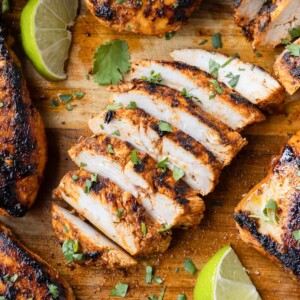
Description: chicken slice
171,49,285,112
89,108,222,194
53,170,171,256
69,134,205,227
51,203,137,268
129,60,265,130
234,0,266,27
234,133,300,280
0,223,74,299
109,80,246,165
274,38,300,95
85,0,202,36
252,0,300,48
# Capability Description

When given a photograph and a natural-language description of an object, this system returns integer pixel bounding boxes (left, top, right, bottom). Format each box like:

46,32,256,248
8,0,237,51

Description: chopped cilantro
228,74,240,88
158,286,166,300
211,33,222,49
2,0,9,13
66,103,74,111
250,199,279,223
209,79,223,94
141,70,163,84
146,265,153,284
108,144,115,154
142,222,147,237
72,174,79,182
62,239,85,263
116,0,127,3
255,52,262,57
111,130,120,136
184,258,197,275
116,209,124,218
59,94,72,103
91,173,97,183
286,44,300,56
130,150,142,165
174,267,179,273
157,157,169,172
199,39,208,45
209,91,216,99
63,225,69,233
173,166,184,182
50,99,59,107
293,230,300,242
93,40,131,86
165,32,176,40
289,27,300,39
84,179,92,194
154,277,164,284
80,162,87,168
126,101,137,109
157,224,172,233
177,294,186,300
158,121,173,132
110,283,129,297
209,59,220,78
49,284,59,299
74,91,85,99
106,103,123,111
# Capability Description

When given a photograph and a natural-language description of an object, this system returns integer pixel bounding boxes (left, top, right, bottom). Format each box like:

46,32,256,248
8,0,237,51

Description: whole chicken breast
234,133,300,280
129,60,265,130
0,223,74,299
110,80,246,166
171,49,285,112
51,203,137,268
89,108,222,195
0,22,47,217
85,0,202,36
69,134,205,227
53,170,171,256
274,38,300,95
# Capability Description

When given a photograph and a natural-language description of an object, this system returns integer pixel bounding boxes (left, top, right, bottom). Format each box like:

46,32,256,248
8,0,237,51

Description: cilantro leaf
157,157,169,172
293,230,300,242
289,27,300,39
145,265,153,284
158,121,173,132
184,258,197,275
173,166,184,182
286,44,300,56
130,150,142,165
49,284,59,299
93,40,131,86
110,283,129,297
211,33,222,49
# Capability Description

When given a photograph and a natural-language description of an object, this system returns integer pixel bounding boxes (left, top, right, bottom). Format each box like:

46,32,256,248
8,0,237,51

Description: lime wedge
194,246,261,300
21,0,78,81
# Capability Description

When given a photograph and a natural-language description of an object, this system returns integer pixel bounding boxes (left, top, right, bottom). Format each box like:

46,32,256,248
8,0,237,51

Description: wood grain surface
1,0,300,299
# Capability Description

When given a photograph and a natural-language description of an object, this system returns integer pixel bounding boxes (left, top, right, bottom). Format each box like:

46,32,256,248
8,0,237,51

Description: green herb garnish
173,166,184,182
142,222,147,237
62,239,85,263
250,199,279,223
165,32,176,40
74,91,85,99
146,265,153,284
116,209,124,218
2,0,9,13
49,284,59,299
141,70,163,84
293,230,300,242
126,101,137,109
110,283,129,297
286,44,300,56
80,162,87,167
106,103,123,111
209,59,220,78
157,157,169,172
209,79,223,94
228,74,240,88
289,27,300,39
184,258,197,275
72,174,79,181
157,224,172,233
255,52,262,57
59,94,72,103
50,99,59,107
199,39,208,45
177,294,186,300
108,144,115,154
154,277,164,284
84,180,92,194
130,150,142,165
111,130,120,136
211,33,222,49
158,121,173,132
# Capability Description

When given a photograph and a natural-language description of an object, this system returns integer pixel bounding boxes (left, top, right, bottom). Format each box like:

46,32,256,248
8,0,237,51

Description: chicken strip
274,38,300,95
69,134,205,227
234,133,300,280
85,0,202,36
89,108,222,194
129,60,265,130
51,203,137,268
53,170,171,256
0,223,74,299
234,0,266,27
109,80,246,166
252,0,300,48
171,49,285,112
0,22,47,217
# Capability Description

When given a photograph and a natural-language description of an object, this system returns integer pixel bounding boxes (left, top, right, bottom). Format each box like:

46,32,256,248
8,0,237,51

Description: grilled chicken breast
51,203,137,268
109,80,246,166
0,223,74,299
251,0,300,48
0,24,47,217
234,0,266,27
129,60,265,130
53,170,171,256
234,133,300,280
171,49,285,112
274,38,300,95
69,134,205,227
85,0,202,36
89,108,222,194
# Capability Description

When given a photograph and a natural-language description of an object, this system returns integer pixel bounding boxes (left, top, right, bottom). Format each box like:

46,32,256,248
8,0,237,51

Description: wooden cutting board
2,0,300,299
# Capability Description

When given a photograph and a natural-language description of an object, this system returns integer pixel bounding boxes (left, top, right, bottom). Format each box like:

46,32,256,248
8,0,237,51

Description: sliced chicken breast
234,133,300,280
274,38,300,95
129,60,265,130
252,0,300,48
53,170,171,256
171,49,285,112
234,0,266,27
69,134,205,227
109,81,246,165
89,108,222,194
51,203,137,268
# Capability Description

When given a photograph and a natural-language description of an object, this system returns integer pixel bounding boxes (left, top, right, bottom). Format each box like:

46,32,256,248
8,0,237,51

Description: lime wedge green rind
20,0,78,81
194,245,262,300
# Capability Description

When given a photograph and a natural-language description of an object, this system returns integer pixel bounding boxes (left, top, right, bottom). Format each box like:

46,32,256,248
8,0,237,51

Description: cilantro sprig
62,239,85,263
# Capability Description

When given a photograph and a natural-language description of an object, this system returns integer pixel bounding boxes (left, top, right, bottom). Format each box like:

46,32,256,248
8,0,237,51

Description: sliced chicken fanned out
109,80,246,166
68,134,205,227
0,223,74,299
53,170,171,256
252,0,300,48
129,60,265,130
274,38,300,95
89,108,222,195
171,49,285,112
234,133,300,280
51,203,137,268
234,0,266,27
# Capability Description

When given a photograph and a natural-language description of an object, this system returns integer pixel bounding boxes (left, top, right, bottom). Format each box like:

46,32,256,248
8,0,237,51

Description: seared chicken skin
53,170,172,256
171,49,285,112
89,108,222,194
0,223,74,299
129,60,265,130
69,134,205,227
234,133,300,280
85,0,202,36
0,24,47,217
51,203,137,268
274,38,300,95
110,80,246,166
